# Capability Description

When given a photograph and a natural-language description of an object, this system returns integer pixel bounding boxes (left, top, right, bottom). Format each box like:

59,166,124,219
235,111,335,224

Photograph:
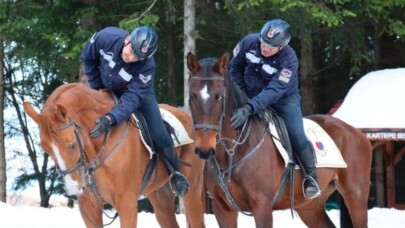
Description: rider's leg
272,92,320,199
139,91,189,196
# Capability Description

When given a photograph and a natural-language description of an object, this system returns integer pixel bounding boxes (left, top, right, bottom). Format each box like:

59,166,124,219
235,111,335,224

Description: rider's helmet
130,26,158,60
259,19,291,47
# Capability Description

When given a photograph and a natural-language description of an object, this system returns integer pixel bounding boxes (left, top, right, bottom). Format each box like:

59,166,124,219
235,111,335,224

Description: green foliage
119,14,160,31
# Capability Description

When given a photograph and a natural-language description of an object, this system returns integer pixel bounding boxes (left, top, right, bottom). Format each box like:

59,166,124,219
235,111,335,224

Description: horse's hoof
169,172,190,196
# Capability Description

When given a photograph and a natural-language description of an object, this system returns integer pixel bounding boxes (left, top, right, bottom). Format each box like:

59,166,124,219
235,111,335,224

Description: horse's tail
339,194,354,228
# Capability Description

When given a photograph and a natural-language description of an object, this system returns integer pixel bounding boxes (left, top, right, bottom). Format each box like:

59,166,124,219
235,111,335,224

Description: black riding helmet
259,19,291,47
130,26,158,60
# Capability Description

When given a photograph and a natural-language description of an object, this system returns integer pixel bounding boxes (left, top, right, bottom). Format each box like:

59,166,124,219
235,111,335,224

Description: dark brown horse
187,52,372,228
23,83,205,228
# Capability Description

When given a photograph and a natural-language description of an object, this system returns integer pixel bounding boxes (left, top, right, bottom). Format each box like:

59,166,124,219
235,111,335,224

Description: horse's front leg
147,183,179,228
116,193,138,228
251,199,273,228
77,193,103,228
211,195,238,228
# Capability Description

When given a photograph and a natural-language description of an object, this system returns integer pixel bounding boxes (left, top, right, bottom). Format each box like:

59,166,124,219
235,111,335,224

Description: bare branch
127,0,158,23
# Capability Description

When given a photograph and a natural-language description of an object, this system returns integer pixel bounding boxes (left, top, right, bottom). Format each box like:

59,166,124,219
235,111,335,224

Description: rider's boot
159,146,190,196
295,142,321,199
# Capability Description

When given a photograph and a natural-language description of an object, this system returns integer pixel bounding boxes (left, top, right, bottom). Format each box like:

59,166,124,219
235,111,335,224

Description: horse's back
306,114,372,169
307,114,371,148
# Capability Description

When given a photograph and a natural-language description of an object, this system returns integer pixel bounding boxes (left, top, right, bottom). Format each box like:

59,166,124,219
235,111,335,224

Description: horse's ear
55,104,69,122
216,52,230,75
23,101,41,126
187,52,200,75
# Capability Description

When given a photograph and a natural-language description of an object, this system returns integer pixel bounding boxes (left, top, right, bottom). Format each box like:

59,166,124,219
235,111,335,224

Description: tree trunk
299,28,315,115
0,35,7,202
78,0,99,85
183,0,195,112
164,4,177,106
7,75,51,207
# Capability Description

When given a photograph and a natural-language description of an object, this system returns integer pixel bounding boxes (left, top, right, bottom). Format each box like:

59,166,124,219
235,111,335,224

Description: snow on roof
332,68,405,129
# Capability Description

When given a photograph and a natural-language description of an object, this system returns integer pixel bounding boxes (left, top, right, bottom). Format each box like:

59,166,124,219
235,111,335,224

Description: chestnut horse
23,83,205,228
187,52,372,228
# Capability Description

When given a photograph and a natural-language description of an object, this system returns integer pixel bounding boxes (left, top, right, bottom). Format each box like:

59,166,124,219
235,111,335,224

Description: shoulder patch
278,68,292,83
139,73,152,84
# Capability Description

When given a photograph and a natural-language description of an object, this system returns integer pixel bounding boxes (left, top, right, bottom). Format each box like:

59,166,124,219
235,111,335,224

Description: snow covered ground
1,190,405,228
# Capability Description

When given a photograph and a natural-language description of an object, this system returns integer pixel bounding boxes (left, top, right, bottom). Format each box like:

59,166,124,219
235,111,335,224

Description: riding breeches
271,92,309,152
138,90,172,149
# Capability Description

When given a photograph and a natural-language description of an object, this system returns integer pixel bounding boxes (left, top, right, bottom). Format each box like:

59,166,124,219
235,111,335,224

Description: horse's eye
189,93,197,100
215,94,222,101
67,142,78,152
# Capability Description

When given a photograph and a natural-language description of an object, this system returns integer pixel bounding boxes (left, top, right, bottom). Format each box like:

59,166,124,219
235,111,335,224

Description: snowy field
1,191,405,228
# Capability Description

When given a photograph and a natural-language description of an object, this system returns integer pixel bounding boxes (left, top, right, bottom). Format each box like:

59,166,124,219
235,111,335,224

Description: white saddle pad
269,118,347,168
132,108,194,158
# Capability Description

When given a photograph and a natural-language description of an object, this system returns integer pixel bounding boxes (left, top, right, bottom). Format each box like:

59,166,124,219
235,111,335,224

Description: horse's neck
65,91,112,121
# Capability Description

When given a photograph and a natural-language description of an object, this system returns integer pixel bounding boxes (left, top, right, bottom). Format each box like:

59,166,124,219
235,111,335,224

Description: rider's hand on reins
90,116,112,138
230,104,252,129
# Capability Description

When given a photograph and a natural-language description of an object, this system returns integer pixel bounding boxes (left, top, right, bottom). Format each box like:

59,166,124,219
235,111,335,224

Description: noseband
190,76,225,132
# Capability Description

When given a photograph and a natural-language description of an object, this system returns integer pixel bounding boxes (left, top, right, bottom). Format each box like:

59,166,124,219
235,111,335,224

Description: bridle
189,75,226,133
57,118,88,176
56,117,130,191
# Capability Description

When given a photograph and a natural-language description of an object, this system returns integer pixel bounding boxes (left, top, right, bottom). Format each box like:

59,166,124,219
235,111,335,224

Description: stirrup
302,176,321,199
169,171,190,196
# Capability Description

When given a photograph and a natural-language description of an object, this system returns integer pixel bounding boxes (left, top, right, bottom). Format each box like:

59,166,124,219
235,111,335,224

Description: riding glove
90,116,111,138
230,105,252,129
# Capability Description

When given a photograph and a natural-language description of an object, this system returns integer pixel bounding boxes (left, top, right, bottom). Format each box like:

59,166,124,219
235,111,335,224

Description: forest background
0,0,404,208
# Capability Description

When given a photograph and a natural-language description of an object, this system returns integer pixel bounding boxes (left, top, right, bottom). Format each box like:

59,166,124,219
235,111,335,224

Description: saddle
258,108,294,162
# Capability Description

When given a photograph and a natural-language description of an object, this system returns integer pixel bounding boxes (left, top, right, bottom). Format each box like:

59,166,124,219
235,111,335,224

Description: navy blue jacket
229,33,299,114
81,27,156,124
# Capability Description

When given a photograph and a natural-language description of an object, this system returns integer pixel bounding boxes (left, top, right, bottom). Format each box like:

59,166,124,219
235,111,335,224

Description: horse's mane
40,83,111,141
224,70,249,108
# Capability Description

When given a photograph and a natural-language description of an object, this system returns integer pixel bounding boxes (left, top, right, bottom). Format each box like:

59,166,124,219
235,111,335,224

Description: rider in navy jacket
82,26,155,124
229,19,321,199
229,33,299,112
81,26,189,196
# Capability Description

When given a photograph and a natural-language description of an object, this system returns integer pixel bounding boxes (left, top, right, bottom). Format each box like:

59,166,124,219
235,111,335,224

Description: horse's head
187,52,231,159
23,83,112,196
